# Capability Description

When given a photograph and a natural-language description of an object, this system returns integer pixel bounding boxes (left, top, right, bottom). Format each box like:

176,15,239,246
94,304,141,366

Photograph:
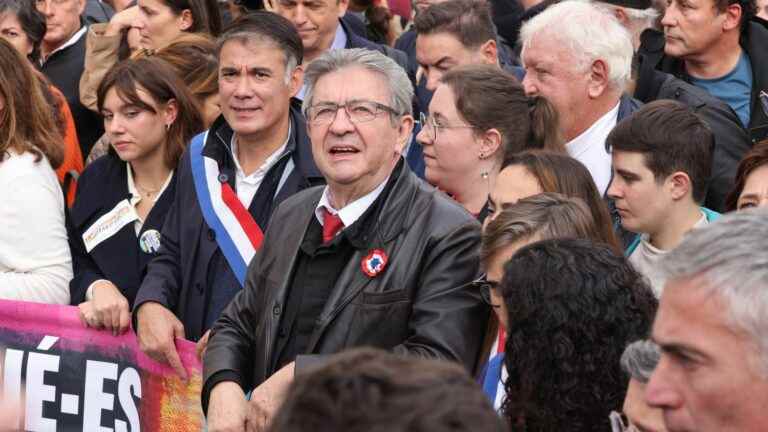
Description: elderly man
133,12,323,378
36,0,103,156
645,208,768,431
636,0,768,141
519,1,636,194
615,340,669,431
202,48,486,431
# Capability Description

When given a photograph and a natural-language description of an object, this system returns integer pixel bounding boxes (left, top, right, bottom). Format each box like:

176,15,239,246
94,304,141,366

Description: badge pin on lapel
361,249,388,278
139,229,162,254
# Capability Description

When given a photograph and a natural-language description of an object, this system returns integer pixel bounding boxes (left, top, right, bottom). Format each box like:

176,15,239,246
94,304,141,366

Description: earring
481,171,489,180
479,152,485,160
165,123,171,131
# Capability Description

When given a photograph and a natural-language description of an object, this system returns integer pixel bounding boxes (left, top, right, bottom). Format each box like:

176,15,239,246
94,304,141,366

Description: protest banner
0,299,203,431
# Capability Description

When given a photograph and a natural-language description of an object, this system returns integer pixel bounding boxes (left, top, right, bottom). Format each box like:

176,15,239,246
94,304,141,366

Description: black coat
201,163,487,411
133,104,324,340
68,154,176,306
40,26,104,158
636,21,768,143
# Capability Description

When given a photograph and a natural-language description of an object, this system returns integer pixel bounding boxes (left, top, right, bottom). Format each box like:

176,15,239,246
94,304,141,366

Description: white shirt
296,24,348,100
126,163,173,235
566,102,619,195
230,121,291,207
0,150,72,304
314,177,389,237
628,212,709,297
39,26,87,65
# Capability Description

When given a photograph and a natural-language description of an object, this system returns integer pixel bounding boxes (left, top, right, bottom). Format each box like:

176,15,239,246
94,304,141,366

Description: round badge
139,229,162,254
361,249,388,278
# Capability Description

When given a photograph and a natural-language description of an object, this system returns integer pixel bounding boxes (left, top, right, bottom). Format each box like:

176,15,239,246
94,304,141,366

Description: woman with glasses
68,57,203,334
415,64,563,222
478,192,618,411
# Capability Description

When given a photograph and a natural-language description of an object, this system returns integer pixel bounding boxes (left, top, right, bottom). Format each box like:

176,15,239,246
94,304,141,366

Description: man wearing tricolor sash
203,48,488,431
132,13,324,378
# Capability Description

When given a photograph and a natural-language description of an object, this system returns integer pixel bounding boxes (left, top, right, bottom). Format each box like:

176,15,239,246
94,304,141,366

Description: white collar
230,120,291,180
566,101,620,158
126,162,174,206
40,25,87,65
314,177,389,229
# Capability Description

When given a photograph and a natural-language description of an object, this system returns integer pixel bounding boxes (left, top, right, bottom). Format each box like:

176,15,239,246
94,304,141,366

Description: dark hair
501,151,621,253
216,11,303,69
482,193,619,265
439,65,564,159
726,139,768,211
414,0,495,49
500,238,658,431
96,57,204,169
163,0,222,36
606,99,714,204
714,0,755,32
0,0,46,61
0,39,63,168
269,348,509,432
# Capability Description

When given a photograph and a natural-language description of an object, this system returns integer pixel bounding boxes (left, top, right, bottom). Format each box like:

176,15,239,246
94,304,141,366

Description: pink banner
0,299,203,431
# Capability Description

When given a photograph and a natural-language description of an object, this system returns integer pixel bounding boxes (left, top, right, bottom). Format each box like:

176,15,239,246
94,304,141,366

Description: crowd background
2,0,768,429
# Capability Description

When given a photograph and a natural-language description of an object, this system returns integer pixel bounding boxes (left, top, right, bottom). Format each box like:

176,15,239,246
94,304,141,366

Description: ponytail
527,95,565,153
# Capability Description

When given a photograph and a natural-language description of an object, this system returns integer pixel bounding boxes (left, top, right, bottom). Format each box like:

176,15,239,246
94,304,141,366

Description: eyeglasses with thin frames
419,112,478,141
469,274,501,308
306,100,399,125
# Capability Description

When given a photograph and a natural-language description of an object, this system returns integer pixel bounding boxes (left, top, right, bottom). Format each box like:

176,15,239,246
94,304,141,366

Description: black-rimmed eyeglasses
470,275,501,308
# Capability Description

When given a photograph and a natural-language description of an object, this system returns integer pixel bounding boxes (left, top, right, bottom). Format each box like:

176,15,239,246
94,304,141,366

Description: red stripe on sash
497,327,506,354
220,182,264,250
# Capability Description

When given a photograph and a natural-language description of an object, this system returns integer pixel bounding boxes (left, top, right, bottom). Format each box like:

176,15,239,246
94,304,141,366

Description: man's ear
478,39,498,65
336,0,349,17
722,2,742,32
179,9,194,31
395,115,415,155
288,64,305,98
613,7,629,26
668,171,693,201
586,59,611,99
77,0,87,15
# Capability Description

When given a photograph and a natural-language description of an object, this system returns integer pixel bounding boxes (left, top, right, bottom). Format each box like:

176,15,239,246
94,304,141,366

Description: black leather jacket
201,162,487,412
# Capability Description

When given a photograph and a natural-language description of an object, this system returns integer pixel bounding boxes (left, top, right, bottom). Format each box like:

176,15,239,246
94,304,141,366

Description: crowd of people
1,0,768,429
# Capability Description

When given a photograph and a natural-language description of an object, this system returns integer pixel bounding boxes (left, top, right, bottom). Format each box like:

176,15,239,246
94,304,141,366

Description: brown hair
96,57,204,169
414,0,496,49
482,192,617,265
439,64,564,162
501,151,622,253
153,33,218,101
269,348,508,432
726,139,768,211
0,39,63,168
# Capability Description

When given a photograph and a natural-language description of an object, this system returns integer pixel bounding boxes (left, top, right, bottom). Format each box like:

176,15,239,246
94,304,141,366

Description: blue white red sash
482,326,506,411
190,131,264,286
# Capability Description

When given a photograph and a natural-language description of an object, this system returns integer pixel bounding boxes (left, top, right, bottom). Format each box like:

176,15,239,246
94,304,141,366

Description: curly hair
500,238,657,431
269,348,509,432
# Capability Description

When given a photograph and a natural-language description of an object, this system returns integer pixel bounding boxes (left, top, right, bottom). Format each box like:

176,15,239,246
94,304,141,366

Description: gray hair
302,48,414,120
588,1,659,32
520,0,633,92
660,208,768,372
620,340,661,383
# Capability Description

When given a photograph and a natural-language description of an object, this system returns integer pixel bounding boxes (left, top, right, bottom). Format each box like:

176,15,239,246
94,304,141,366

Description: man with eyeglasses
202,47,487,432
36,0,104,157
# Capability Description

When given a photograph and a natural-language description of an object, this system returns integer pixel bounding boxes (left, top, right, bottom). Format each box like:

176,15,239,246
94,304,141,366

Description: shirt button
272,305,281,316
218,173,228,183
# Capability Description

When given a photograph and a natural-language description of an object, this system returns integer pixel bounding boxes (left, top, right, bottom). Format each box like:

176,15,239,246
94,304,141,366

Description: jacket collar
203,101,323,183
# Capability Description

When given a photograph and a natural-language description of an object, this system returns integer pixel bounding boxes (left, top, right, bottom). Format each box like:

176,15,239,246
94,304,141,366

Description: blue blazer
68,153,177,307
